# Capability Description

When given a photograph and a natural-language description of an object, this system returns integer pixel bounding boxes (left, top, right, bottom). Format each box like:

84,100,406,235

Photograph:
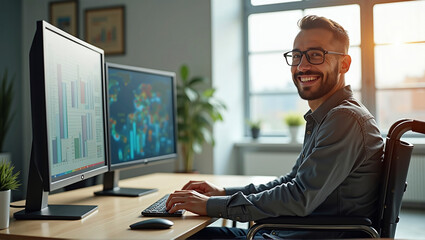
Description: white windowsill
234,137,425,153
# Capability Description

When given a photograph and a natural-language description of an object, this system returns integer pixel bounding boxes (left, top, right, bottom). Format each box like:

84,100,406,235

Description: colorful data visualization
107,67,176,164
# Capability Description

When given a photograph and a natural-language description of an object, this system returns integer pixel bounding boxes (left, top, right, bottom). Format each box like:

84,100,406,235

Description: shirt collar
304,85,353,124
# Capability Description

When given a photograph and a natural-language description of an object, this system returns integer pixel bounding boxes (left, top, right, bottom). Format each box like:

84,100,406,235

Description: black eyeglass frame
283,48,346,66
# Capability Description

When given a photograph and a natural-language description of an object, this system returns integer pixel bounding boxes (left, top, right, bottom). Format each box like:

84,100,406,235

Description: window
248,10,305,135
374,1,425,130
245,0,425,136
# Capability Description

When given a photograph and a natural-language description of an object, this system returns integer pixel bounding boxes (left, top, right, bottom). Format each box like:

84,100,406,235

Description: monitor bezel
105,62,178,172
32,20,109,192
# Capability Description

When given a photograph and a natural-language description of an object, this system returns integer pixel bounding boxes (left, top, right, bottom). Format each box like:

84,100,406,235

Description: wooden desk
0,173,274,240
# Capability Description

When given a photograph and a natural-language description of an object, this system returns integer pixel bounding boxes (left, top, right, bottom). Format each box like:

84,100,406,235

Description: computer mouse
129,218,174,230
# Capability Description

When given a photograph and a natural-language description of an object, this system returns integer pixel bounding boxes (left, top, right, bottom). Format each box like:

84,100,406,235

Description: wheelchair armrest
247,216,378,240
255,215,373,226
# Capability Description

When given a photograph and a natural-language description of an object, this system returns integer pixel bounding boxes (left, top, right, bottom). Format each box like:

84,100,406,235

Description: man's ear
340,54,351,74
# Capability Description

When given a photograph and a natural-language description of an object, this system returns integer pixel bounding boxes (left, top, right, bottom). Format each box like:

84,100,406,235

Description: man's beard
293,65,339,100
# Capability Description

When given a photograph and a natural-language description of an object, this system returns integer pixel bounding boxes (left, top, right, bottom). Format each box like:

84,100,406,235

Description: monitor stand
14,204,98,220
94,171,157,197
14,148,98,220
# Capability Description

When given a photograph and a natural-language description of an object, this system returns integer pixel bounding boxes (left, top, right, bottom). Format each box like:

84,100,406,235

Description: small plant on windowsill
284,113,304,143
246,119,262,139
284,113,303,127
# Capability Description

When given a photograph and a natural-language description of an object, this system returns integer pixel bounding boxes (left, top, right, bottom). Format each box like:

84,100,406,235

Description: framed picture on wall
85,6,125,55
49,0,78,37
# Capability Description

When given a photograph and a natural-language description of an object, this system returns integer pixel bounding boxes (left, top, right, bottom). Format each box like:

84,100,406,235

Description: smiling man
166,15,384,239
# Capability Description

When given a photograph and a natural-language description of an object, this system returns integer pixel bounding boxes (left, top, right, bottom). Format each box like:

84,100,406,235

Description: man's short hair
298,15,350,52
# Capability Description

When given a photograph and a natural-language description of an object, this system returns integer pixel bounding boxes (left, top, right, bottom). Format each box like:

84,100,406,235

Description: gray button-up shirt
207,85,384,223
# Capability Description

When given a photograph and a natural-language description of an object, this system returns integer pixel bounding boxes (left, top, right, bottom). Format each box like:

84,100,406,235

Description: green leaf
180,65,189,82
193,142,202,153
196,112,213,126
187,77,205,87
209,98,226,109
200,127,213,143
184,87,198,102
202,88,215,98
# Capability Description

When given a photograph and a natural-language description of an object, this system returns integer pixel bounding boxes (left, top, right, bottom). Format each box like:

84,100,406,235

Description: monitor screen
95,63,177,197
14,20,108,220
108,64,177,167
44,24,106,184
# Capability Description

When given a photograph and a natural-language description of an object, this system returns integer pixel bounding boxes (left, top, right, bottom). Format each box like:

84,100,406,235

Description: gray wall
2,0,243,200
0,0,23,201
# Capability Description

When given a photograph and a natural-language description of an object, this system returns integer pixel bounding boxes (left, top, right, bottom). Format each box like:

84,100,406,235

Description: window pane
251,0,301,7
346,46,361,90
374,1,425,44
375,44,425,88
249,53,294,92
377,89,425,131
250,94,309,135
305,4,361,46
248,10,302,52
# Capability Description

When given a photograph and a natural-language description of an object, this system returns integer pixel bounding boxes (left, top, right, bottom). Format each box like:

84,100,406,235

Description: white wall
211,0,244,175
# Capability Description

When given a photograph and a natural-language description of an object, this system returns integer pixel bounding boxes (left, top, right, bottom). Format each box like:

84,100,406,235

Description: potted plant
177,65,226,173
0,161,20,229
246,119,261,139
284,113,304,143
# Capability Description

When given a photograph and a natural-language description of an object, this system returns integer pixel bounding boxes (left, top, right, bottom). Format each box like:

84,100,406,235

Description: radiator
403,154,425,203
242,152,425,203
242,152,298,177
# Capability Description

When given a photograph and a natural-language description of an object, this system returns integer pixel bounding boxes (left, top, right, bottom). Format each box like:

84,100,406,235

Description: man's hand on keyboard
181,180,225,197
165,190,209,215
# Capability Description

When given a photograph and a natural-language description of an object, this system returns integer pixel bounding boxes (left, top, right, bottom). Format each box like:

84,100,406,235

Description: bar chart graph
46,59,104,177
108,68,175,165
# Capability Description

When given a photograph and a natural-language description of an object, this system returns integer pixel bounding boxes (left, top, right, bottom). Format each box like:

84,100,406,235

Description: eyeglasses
283,48,346,66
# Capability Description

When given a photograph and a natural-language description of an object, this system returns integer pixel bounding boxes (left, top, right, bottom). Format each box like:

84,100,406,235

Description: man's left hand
165,190,209,215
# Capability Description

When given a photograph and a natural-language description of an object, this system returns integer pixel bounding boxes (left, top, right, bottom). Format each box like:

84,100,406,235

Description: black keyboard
141,194,185,217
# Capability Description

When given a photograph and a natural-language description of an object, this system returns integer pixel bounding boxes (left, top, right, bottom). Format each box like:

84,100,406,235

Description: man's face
291,28,344,101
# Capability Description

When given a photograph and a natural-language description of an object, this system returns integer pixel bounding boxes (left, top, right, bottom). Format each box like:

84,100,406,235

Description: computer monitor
14,21,108,220
94,63,177,197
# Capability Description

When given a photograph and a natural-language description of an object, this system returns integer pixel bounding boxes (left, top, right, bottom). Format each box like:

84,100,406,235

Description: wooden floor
395,208,425,239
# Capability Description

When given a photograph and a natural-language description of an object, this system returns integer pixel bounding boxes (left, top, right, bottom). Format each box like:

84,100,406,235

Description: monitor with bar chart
14,20,108,220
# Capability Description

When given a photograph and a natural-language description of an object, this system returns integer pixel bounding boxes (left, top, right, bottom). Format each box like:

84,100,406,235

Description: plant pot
289,126,300,143
251,128,260,139
0,189,11,229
